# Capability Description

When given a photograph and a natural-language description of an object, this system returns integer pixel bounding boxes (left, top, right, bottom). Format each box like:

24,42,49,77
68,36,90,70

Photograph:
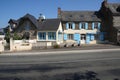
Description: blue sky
0,0,120,28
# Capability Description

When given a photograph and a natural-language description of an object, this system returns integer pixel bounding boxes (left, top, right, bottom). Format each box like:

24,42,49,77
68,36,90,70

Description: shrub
53,44,60,49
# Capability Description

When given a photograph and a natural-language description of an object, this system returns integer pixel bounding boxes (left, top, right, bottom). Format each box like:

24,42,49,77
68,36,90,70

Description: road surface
0,49,120,80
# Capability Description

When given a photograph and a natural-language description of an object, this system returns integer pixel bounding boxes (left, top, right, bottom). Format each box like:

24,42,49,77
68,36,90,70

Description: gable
15,18,37,33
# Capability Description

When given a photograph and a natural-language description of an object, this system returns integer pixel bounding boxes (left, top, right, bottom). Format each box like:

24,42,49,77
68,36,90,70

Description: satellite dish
40,14,45,20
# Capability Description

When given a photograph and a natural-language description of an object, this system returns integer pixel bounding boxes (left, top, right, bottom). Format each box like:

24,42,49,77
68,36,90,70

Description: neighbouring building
8,14,63,48
99,0,120,44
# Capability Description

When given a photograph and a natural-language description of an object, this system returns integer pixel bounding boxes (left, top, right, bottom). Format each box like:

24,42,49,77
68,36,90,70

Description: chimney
58,7,61,18
103,0,108,8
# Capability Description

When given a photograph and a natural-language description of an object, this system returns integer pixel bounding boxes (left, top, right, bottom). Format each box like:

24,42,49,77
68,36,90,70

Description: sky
0,0,120,28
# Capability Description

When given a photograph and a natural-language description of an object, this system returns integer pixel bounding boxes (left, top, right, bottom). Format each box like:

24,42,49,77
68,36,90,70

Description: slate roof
60,11,101,22
8,13,61,31
20,14,39,28
8,19,19,24
108,3,120,15
38,19,61,31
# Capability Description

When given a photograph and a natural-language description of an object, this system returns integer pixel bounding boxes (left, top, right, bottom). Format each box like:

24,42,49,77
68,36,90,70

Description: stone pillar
10,38,13,51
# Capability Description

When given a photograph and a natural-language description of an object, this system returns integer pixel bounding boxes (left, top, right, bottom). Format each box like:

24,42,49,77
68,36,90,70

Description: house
37,19,63,46
58,8,103,45
8,14,63,48
8,14,38,40
99,0,120,44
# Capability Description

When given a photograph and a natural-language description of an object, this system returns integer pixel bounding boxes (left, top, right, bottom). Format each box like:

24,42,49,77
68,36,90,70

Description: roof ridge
61,10,98,12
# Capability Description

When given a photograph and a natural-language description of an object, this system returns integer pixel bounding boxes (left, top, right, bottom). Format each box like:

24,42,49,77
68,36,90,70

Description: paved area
2,44,120,55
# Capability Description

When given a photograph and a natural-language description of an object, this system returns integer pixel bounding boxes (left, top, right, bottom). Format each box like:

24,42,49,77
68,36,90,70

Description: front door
81,34,86,44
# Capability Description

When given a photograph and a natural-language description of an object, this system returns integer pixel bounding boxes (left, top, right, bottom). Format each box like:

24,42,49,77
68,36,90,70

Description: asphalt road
0,49,120,80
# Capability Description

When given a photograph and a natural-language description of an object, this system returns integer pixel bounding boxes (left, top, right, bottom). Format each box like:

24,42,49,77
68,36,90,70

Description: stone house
99,0,120,44
57,8,103,45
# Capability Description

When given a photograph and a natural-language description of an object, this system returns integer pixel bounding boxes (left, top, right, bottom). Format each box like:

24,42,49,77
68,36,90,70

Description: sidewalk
1,44,120,56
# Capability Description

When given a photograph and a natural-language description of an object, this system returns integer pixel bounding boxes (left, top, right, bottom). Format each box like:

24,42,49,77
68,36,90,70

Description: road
0,49,120,80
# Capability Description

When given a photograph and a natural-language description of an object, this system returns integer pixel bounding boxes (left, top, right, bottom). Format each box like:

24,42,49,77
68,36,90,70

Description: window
25,21,30,31
48,32,56,40
81,34,86,40
68,23,73,29
81,23,86,29
66,22,75,29
94,22,98,29
25,26,30,31
68,34,73,40
38,32,46,40
79,22,86,29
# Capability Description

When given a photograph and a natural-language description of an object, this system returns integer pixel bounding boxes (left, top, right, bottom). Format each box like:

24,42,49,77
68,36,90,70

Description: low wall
0,41,4,52
10,39,33,51
0,35,5,52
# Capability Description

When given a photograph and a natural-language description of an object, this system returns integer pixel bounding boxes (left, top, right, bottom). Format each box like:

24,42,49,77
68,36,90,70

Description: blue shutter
91,34,95,41
79,23,82,29
100,32,104,41
85,23,88,30
72,23,75,29
74,33,80,44
66,23,69,30
64,34,67,40
86,34,90,44
98,22,101,30
92,23,95,30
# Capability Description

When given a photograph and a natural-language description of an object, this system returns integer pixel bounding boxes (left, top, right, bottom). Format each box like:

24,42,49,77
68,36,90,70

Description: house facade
58,8,104,45
37,19,63,45
99,0,120,44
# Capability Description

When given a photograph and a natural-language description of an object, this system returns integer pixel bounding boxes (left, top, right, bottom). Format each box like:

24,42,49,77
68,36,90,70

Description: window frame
81,34,86,40
79,22,86,29
66,22,75,30
48,32,56,40
68,34,73,40
38,32,46,40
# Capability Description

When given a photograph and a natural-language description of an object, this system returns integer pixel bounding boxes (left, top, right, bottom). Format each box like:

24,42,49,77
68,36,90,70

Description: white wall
0,35,5,52
10,39,32,51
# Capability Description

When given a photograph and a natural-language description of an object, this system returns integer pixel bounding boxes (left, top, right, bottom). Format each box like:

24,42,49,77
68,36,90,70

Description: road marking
0,48,120,56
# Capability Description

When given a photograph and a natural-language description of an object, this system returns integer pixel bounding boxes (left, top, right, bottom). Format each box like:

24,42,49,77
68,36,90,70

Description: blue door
86,34,90,44
74,33,81,44
100,32,104,41
90,34,95,41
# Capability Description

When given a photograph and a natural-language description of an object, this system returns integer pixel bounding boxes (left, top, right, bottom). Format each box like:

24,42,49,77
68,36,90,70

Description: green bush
13,32,22,40
53,44,60,49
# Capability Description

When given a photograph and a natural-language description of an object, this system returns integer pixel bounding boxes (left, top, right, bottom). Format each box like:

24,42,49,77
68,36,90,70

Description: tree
4,31,11,43
13,32,22,40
